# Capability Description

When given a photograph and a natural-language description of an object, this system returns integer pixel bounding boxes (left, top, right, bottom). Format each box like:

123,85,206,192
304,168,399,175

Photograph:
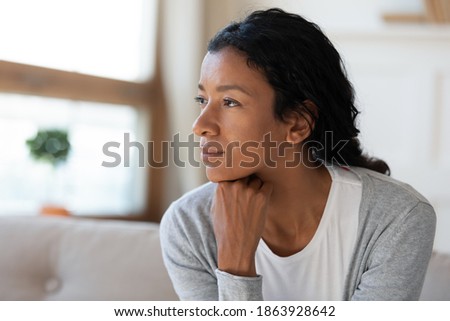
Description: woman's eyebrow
198,83,253,96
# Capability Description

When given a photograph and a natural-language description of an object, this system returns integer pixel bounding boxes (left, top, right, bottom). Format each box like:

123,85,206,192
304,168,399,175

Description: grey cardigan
160,167,436,300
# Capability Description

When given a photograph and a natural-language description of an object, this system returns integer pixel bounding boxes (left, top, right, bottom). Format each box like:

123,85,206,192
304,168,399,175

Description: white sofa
0,216,448,300
0,216,177,300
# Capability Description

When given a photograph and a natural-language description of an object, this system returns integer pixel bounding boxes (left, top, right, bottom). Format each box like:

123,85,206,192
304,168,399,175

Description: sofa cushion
0,216,177,300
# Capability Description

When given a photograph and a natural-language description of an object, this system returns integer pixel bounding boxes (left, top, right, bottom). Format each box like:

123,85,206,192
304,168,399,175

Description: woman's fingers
212,175,273,276
248,175,263,190
259,180,273,196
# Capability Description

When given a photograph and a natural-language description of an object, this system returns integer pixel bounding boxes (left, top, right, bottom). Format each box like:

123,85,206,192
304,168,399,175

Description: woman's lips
202,151,224,159
201,143,225,162
201,150,224,159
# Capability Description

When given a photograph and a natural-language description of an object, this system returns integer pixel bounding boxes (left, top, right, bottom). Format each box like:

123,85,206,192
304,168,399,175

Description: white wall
159,0,206,208
336,32,450,255
234,0,425,31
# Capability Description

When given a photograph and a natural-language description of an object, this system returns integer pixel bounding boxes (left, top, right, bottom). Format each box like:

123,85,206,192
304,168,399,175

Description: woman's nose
192,106,219,137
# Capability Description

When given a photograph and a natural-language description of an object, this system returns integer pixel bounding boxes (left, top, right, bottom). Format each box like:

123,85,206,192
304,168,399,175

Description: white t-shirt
255,166,362,300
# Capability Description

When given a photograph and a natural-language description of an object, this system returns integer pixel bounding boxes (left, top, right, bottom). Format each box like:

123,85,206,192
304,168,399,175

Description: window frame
0,39,165,222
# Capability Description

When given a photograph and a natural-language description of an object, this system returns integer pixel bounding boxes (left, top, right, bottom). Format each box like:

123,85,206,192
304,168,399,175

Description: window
0,0,158,218
0,0,156,81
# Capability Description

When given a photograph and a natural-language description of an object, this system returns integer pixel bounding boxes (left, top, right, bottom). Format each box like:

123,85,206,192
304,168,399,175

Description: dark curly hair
208,8,390,175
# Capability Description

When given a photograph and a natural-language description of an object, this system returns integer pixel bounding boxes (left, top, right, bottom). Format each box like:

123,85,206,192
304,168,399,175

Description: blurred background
0,0,449,254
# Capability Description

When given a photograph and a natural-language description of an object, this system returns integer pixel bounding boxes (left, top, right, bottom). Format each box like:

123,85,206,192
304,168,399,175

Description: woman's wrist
217,248,257,277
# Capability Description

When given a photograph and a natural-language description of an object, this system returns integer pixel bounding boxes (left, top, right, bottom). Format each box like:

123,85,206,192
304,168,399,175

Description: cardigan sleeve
216,269,263,300
351,201,436,300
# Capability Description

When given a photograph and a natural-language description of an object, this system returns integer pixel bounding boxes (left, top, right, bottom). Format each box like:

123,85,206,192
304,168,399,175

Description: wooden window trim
0,60,153,106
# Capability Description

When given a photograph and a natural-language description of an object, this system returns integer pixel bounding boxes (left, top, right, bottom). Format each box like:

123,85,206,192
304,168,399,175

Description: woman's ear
283,100,317,144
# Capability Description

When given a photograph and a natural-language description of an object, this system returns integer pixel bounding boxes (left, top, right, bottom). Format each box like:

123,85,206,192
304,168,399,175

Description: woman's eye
194,96,207,106
223,98,239,108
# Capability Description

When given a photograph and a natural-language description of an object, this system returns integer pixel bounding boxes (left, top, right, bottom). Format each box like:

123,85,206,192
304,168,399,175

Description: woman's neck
258,164,332,256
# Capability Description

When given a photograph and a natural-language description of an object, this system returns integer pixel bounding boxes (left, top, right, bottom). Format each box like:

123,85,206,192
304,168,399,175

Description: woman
160,8,436,300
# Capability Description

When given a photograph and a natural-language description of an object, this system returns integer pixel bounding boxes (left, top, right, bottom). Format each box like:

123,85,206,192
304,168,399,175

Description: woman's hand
212,175,273,277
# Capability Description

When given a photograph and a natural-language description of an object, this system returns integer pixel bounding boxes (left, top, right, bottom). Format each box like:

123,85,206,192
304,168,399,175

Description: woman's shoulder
171,181,216,211
160,182,216,233
352,166,431,205
159,182,218,283
351,166,435,224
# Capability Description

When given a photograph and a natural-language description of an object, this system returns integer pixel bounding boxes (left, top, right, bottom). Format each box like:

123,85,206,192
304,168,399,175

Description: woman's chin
205,167,256,183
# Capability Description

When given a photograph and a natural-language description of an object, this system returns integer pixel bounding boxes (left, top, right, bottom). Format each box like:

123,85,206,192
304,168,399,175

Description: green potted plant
26,129,71,167
26,129,71,216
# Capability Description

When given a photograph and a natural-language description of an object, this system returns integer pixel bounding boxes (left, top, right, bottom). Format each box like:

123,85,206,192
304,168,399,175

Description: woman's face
193,47,289,182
